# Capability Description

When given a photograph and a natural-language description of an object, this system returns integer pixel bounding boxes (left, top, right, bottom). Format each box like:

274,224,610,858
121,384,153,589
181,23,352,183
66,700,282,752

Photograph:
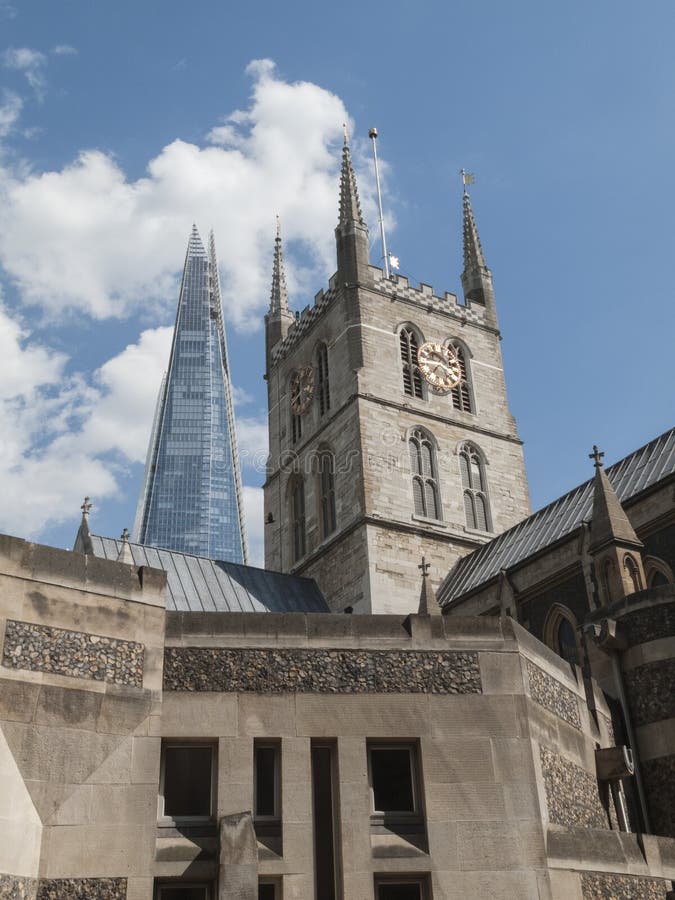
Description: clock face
290,365,315,415
418,341,462,394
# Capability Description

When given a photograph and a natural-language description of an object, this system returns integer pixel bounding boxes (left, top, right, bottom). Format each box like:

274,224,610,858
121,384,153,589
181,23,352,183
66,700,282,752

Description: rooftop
438,427,675,607
88,535,329,614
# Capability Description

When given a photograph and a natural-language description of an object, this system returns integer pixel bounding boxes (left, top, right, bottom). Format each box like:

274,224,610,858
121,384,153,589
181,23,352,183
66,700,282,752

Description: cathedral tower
264,140,529,613
134,226,247,563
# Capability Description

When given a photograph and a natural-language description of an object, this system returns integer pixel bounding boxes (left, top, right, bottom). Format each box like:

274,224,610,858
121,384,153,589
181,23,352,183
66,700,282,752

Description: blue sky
0,0,673,565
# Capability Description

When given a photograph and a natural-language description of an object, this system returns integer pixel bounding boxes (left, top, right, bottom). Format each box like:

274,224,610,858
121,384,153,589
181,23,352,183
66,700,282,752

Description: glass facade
134,227,247,563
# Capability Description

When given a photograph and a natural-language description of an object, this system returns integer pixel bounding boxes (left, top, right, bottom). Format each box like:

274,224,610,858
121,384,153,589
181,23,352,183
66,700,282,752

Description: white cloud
236,416,268,472
0,59,386,331
0,90,22,140
2,47,47,97
52,45,77,56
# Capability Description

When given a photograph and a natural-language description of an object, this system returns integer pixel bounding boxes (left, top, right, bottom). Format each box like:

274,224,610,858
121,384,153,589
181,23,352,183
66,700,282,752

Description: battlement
270,265,486,365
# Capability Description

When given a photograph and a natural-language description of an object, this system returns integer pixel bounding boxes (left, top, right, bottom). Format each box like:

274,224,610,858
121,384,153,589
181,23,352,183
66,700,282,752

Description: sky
0,0,673,567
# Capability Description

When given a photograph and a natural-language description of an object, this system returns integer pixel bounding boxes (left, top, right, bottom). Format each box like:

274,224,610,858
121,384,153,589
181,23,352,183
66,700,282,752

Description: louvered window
291,479,306,562
317,343,330,416
459,444,491,531
291,412,302,444
319,451,337,537
409,428,441,520
449,343,472,412
400,329,424,398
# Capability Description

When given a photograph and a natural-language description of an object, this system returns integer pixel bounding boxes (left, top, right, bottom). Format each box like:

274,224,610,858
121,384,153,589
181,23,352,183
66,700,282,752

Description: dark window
258,884,277,900
162,745,213,819
557,618,579,666
400,328,424,398
317,343,330,415
369,745,417,815
320,452,337,537
255,743,280,819
449,343,472,412
459,444,490,531
408,429,441,520
650,569,669,588
291,479,306,562
312,743,338,900
291,412,302,444
377,884,424,900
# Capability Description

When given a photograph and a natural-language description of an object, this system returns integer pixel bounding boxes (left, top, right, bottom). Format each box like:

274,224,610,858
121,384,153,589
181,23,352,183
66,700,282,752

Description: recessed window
409,428,441,520
155,884,211,900
459,443,491,532
368,744,420,818
375,878,429,900
255,742,280,820
319,451,337,538
258,882,280,900
160,743,214,821
400,328,424,398
448,342,472,413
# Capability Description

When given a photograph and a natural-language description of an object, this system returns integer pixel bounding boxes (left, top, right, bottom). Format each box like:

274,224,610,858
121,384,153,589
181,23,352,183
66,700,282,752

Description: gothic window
400,327,424,398
408,428,441,520
544,606,581,666
316,343,331,416
645,556,673,588
449,342,473,412
459,443,490,531
291,412,302,444
291,478,306,562
624,555,642,593
319,451,337,538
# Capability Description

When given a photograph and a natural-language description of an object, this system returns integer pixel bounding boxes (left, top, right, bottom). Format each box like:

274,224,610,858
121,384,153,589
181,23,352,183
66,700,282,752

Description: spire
417,557,441,616
187,223,207,258
335,130,370,284
73,496,93,555
338,132,365,228
459,175,497,327
462,188,488,273
117,528,134,565
589,447,642,552
269,216,290,315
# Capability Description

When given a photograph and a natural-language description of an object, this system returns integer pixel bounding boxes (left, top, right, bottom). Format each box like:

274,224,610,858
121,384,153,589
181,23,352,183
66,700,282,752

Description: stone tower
263,140,530,613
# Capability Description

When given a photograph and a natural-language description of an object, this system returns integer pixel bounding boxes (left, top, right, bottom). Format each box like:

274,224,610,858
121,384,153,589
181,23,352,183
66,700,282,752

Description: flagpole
369,127,389,279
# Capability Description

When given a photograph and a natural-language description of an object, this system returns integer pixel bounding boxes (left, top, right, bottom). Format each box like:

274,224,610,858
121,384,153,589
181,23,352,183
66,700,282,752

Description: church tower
263,139,530,613
134,226,247,563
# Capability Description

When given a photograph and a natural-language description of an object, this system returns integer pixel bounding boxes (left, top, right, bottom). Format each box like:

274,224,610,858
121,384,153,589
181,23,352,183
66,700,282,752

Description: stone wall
164,647,481,694
0,876,37,899
580,871,670,899
527,661,581,729
2,620,144,688
621,599,675,647
36,880,126,900
540,747,607,829
624,659,675,727
642,755,675,837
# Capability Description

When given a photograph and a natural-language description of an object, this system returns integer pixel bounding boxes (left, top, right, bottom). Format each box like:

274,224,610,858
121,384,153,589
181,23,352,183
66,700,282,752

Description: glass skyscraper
134,226,247,563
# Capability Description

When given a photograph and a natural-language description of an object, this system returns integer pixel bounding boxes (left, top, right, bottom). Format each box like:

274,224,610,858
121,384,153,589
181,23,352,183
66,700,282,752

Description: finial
589,445,605,468
343,122,350,145
117,527,134,565
275,214,281,239
81,496,92,518
121,527,130,543
419,556,430,578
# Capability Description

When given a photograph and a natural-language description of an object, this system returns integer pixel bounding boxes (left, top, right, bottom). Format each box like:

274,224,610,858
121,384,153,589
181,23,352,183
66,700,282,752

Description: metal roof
439,428,675,607
89,536,329,614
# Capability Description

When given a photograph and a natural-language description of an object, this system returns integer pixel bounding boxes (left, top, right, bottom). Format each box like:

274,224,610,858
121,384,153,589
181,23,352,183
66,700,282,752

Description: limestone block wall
0,534,167,899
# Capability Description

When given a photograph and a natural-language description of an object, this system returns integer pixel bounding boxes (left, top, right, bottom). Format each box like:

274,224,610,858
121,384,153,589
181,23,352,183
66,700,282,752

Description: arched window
319,451,337,538
291,412,302,444
459,444,490,531
449,342,472,413
316,343,330,416
409,428,441,520
400,328,424,398
290,478,306,562
544,606,581,666
624,555,642,593
645,556,673,588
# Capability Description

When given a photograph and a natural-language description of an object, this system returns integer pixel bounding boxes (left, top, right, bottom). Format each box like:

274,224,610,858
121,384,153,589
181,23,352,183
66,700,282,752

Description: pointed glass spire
269,216,290,315
338,134,365,228
134,226,248,563
462,187,488,274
